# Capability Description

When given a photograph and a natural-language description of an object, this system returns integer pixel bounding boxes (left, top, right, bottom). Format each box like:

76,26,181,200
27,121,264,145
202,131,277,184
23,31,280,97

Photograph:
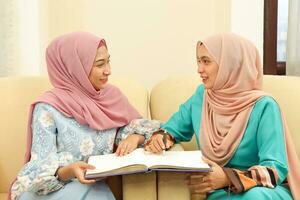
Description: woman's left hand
115,134,145,156
185,157,230,194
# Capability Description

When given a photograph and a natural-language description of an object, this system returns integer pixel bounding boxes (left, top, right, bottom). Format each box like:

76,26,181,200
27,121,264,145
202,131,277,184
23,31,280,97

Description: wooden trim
263,0,278,75
277,62,286,75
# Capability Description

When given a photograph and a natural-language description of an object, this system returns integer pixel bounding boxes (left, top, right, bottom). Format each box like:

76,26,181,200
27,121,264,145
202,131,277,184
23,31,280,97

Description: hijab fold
23,32,141,162
199,33,300,199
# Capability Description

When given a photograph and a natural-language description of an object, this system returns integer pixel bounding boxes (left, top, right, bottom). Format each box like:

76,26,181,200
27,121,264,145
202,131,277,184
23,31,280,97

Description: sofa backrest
150,75,300,158
0,75,148,193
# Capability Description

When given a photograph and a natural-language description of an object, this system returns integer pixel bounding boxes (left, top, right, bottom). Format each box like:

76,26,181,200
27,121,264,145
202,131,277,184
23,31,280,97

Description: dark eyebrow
197,56,211,60
95,55,110,63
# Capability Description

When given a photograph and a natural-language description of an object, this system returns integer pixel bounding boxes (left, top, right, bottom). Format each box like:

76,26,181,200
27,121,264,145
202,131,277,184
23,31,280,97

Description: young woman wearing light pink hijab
146,33,300,199
9,32,160,200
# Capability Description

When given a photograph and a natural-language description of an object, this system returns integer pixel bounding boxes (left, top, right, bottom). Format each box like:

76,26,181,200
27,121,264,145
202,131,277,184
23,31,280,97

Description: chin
99,84,107,90
204,84,213,89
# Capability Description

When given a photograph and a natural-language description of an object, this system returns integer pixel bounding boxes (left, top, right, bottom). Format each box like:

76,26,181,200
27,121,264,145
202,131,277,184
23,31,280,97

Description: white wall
39,0,231,89
231,0,264,59
18,0,41,75
20,0,264,89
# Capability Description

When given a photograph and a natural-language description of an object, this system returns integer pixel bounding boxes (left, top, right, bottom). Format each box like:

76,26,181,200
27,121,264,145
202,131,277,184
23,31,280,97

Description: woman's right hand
145,131,175,153
57,161,96,184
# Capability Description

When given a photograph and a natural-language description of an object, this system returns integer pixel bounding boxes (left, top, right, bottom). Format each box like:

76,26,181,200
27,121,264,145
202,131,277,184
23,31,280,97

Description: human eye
97,63,105,67
203,59,211,65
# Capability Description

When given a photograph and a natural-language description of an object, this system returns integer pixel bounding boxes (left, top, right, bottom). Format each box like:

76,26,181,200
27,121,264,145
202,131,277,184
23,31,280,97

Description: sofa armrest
122,172,157,200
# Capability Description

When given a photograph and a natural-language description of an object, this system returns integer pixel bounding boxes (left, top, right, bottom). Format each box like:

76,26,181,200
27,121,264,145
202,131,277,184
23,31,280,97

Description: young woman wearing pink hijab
9,32,160,200
145,33,300,199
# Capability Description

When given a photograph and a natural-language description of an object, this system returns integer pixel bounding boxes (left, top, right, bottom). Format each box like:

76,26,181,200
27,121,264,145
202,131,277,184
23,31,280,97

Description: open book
85,148,211,179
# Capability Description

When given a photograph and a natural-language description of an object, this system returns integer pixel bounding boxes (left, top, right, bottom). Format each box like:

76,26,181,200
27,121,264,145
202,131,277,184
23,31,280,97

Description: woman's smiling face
88,46,111,91
197,44,219,89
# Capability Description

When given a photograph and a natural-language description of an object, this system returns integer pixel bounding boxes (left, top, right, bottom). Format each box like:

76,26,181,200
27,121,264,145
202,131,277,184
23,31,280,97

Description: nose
197,63,204,74
104,63,111,75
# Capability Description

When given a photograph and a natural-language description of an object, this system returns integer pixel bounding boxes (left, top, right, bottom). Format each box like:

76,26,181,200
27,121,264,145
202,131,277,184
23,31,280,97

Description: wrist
129,134,145,145
135,134,145,145
221,167,231,187
57,165,73,182
155,129,175,143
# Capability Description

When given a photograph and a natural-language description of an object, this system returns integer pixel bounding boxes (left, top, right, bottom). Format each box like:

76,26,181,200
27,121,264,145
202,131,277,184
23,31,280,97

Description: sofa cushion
0,75,148,199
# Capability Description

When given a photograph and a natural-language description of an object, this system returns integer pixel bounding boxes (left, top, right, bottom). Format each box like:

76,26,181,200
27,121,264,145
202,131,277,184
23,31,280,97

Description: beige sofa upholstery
0,76,156,200
150,75,300,200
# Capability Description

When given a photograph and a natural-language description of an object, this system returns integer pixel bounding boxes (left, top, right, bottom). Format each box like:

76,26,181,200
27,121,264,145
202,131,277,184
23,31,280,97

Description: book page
86,148,146,175
144,150,210,170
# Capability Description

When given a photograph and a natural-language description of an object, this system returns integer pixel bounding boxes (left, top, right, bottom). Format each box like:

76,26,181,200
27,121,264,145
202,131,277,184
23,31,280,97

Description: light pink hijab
199,33,300,199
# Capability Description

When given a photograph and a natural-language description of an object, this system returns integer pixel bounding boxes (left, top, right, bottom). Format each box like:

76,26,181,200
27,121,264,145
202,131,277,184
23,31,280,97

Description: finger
77,173,96,184
80,178,96,184
115,141,124,156
152,142,162,153
73,168,96,184
78,162,96,170
153,139,164,152
149,143,160,153
194,185,213,194
189,177,205,185
157,135,165,150
126,145,135,155
188,182,211,193
119,143,128,156
123,145,132,156
166,139,173,149
144,145,151,152
115,144,122,156
189,172,208,176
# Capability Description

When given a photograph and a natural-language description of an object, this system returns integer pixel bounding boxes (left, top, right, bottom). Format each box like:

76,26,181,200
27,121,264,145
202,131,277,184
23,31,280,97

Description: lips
201,77,208,82
100,79,108,83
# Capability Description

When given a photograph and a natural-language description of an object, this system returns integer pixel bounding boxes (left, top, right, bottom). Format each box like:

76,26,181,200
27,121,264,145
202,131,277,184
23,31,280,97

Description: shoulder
33,102,62,117
254,96,279,109
189,84,205,103
253,96,281,117
195,84,205,95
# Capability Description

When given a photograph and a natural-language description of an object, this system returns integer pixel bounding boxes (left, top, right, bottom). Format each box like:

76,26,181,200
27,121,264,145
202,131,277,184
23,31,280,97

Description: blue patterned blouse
11,103,160,200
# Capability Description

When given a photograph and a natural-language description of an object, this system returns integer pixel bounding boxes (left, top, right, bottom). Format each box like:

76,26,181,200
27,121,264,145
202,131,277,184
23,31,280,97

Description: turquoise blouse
162,85,292,199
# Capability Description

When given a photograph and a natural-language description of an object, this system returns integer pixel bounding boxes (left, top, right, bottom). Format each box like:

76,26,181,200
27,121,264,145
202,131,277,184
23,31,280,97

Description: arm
223,97,288,193
145,86,203,153
161,93,195,142
11,104,75,199
115,119,161,156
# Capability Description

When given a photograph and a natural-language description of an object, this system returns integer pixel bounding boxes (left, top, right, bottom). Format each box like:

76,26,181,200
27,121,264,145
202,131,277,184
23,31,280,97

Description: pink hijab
8,32,141,200
24,31,141,161
199,33,300,199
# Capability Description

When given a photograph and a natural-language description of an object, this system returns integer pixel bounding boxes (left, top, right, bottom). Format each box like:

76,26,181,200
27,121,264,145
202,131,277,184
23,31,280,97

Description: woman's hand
185,157,230,194
57,161,96,184
144,131,174,153
115,134,145,156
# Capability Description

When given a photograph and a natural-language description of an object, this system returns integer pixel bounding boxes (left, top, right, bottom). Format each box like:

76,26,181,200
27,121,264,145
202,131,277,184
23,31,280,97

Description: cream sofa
150,75,300,200
0,76,156,200
2,75,300,200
